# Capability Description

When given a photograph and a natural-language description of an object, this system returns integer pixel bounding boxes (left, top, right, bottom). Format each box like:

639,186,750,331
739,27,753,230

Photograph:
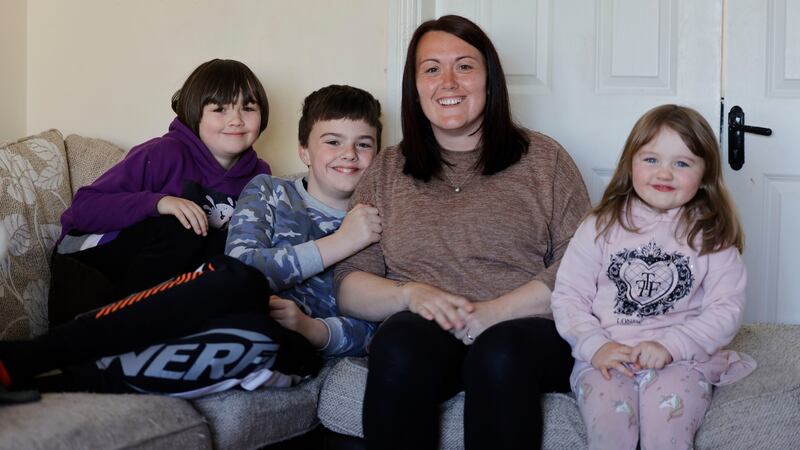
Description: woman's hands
452,300,504,345
402,281,474,331
157,195,208,236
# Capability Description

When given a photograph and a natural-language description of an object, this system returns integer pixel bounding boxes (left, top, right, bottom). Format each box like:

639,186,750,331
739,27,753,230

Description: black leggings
363,311,573,450
1,255,320,392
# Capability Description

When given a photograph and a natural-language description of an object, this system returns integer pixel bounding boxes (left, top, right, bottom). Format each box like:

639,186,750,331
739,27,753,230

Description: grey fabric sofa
317,323,800,449
2,130,799,449
0,131,326,449
318,324,800,450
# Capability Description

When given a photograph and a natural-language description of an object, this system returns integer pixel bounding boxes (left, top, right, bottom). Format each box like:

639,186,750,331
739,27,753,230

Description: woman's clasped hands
401,281,508,346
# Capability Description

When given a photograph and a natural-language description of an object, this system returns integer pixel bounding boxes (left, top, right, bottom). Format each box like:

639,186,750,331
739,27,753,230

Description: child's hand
268,296,328,349
156,196,209,236
591,342,636,380
630,341,673,370
337,203,381,252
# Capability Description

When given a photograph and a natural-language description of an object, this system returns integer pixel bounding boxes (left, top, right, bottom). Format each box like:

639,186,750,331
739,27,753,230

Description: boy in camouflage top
226,84,382,356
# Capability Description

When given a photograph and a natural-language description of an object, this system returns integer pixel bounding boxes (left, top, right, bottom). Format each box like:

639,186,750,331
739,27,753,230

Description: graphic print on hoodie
607,239,695,320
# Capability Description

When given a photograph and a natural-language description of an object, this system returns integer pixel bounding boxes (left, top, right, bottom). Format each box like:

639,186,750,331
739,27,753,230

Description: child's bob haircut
171,59,270,136
298,85,383,150
593,104,744,254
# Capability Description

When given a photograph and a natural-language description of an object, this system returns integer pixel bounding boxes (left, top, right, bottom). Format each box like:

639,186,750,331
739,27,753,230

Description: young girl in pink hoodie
552,105,756,449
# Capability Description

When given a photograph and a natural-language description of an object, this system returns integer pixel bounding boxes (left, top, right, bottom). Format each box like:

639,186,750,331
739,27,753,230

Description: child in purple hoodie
49,59,271,326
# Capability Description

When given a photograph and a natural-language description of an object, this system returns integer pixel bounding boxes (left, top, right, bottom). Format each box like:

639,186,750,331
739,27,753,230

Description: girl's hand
401,281,474,331
591,342,636,380
630,341,673,370
157,195,209,236
452,300,503,345
269,296,328,348
337,203,382,253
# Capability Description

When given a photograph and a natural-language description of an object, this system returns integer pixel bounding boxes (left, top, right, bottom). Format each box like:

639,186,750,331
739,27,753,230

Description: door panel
724,0,800,323
391,0,799,323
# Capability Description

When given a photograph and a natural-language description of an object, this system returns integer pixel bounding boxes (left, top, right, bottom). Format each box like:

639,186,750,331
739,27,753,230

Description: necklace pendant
454,187,461,193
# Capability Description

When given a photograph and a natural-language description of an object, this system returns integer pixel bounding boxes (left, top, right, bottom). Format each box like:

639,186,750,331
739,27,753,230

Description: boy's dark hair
400,15,529,181
298,85,382,150
171,59,270,136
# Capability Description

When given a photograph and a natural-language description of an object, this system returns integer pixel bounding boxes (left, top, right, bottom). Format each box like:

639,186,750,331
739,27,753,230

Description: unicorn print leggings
576,365,713,450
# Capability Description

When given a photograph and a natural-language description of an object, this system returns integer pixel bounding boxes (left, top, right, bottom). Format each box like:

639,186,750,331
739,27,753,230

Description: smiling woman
334,14,592,450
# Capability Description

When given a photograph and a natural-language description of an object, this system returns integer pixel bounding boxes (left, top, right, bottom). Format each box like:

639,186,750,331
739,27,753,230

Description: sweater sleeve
318,316,378,357
333,161,388,287
65,146,167,233
534,145,592,290
551,217,614,363
656,248,747,362
225,175,325,291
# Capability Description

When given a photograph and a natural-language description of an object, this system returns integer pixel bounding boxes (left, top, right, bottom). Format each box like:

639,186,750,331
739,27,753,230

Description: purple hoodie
59,118,270,246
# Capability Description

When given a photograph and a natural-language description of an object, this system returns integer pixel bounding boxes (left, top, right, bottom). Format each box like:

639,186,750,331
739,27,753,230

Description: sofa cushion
0,130,71,339
695,323,800,449
192,364,331,448
64,134,126,193
319,324,800,449
0,392,211,449
318,357,587,449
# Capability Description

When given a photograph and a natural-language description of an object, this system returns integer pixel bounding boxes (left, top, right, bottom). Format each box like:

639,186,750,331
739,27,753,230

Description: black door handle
728,105,772,170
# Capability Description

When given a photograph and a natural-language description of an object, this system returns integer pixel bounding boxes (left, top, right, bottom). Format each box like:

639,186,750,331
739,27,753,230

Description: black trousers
363,311,574,450
49,216,227,327
2,255,320,393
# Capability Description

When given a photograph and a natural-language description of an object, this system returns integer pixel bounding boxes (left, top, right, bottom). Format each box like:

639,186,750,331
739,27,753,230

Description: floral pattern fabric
0,130,71,339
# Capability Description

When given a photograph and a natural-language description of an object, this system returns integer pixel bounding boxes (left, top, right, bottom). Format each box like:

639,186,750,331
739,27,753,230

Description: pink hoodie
552,200,756,389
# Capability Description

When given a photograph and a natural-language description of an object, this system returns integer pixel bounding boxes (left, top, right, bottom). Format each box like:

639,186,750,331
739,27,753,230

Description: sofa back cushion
0,130,71,339
64,135,126,193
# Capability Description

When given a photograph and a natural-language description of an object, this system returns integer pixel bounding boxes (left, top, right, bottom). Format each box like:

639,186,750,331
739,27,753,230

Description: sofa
1,129,799,449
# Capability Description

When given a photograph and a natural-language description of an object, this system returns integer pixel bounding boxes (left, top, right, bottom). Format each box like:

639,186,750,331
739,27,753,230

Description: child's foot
0,385,41,405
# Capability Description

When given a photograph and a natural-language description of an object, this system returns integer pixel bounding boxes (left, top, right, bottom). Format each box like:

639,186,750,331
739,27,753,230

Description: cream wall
0,0,27,142
26,0,389,175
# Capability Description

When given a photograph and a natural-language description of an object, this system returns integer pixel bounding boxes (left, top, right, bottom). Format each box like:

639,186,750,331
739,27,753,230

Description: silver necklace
442,166,478,193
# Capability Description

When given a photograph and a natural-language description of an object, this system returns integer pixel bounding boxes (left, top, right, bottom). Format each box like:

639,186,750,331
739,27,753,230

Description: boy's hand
630,341,673,370
591,342,636,380
269,296,328,349
156,196,208,236
337,203,381,252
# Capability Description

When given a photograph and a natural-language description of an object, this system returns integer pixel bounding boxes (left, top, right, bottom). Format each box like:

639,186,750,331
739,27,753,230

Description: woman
335,15,591,449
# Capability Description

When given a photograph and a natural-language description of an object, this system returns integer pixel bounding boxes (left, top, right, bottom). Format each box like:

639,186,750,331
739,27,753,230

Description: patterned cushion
0,130,70,339
64,134,126,192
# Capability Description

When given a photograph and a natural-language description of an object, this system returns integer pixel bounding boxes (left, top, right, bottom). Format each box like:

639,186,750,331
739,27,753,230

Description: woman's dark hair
400,15,529,181
171,59,269,136
298,84,383,150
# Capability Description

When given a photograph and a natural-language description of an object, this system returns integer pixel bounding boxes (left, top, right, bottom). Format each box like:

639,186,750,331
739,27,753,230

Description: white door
387,0,800,323
723,0,800,323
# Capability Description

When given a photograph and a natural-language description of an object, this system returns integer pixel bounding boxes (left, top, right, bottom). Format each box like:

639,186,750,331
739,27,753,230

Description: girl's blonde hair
592,104,744,254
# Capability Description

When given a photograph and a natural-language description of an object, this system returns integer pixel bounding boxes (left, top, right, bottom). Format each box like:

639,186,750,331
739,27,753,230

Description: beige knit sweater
335,131,591,306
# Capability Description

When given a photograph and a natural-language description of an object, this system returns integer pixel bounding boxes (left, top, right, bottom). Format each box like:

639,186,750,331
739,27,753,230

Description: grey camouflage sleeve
225,176,324,291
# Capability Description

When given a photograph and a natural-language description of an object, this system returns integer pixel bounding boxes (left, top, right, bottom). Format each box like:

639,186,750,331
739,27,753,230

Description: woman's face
415,31,487,150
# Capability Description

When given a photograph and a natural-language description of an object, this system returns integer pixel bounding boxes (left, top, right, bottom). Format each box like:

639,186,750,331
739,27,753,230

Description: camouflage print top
225,174,376,357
